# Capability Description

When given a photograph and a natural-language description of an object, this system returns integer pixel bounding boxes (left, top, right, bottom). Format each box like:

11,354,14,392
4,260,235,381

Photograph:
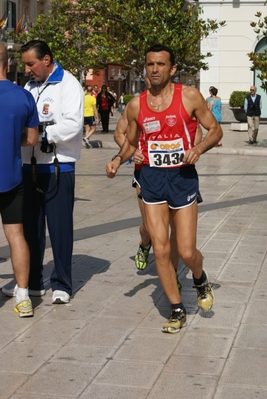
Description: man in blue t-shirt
0,44,39,317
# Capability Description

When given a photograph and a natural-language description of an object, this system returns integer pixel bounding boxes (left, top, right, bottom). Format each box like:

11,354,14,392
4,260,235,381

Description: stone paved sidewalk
0,110,267,398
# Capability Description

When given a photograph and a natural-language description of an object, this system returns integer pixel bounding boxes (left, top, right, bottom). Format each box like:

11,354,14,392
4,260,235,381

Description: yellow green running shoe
162,308,187,334
135,242,151,270
14,299,34,318
193,271,214,312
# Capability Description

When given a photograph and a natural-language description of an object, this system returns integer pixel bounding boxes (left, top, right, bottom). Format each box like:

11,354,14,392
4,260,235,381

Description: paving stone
94,360,163,389
165,354,225,375
14,319,87,345
214,386,267,399
235,324,267,349
208,282,252,303
173,330,233,358
114,334,179,362
190,303,246,329
17,362,101,397
70,315,140,348
218,261,262,282
9,395,76,399
0,373,28,399
220,348,267,387
0,342,59,373
200,239,238,254
80,384,148,399
52,344,115,365
242,298,267,324
148,373,217,399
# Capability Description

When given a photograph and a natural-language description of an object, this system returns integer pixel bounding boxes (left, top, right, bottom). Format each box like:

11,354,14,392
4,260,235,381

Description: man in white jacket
2,40,84,304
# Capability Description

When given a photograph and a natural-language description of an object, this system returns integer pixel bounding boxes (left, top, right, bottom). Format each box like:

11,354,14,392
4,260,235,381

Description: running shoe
193,271,214,312
135,242,151,270
52,290,70,304
83,137,92,148
14,299,34,318
162,308,187,334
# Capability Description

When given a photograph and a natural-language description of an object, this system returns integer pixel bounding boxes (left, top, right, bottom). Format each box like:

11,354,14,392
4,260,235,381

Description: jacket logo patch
42,104,50,115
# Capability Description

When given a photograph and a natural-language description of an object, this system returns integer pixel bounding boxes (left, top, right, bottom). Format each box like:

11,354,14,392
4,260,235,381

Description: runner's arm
114,104,129,148
194,123,203,146
106,98,140,178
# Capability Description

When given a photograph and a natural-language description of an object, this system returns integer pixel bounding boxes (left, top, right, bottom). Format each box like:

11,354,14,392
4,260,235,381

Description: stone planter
230,107,247,123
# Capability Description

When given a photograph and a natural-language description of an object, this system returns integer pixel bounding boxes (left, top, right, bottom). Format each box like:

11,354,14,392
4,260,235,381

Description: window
7,1,16,30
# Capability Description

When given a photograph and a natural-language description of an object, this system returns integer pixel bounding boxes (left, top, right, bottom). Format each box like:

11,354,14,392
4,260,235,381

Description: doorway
254,38,267,118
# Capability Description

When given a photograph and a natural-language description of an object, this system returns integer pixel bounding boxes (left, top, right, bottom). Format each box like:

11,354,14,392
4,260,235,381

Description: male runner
106,44,222,333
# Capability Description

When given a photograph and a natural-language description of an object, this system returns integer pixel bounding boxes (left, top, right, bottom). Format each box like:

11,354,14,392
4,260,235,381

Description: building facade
0,0,50,83
199,0,267,117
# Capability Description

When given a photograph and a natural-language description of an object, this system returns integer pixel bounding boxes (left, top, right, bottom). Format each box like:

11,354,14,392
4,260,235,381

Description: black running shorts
0,183,24,224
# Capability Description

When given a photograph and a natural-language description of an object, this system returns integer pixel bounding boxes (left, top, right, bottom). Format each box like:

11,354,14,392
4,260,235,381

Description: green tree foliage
96,0,225,75
16,0,225,79
16,0,115,81
248,11,267,91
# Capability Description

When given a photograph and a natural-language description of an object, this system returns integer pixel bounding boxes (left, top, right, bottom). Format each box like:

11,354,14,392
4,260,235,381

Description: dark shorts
139,165,203,209
0,182,24,224
84,116,96,126
132,169,141,188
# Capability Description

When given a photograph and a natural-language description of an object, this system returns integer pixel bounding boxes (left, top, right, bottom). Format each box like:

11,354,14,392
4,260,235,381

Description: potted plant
229,91,250,122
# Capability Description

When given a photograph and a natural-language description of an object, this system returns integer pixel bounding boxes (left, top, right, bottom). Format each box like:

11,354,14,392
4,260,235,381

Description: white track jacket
22,62,84,169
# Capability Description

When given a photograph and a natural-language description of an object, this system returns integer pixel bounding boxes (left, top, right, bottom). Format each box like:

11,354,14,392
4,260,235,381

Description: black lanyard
31,82,59,195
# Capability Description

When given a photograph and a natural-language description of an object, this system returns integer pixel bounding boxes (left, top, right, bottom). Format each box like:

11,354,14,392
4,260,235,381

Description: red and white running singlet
137,84,197,168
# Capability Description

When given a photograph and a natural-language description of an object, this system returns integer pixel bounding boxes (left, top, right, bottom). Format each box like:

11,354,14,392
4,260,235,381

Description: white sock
16,287,30,304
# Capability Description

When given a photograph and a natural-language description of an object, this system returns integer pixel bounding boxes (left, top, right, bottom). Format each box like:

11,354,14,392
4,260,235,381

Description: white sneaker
83,137,91,148
1,284,46,297
52,290,70,304
85,138,92,149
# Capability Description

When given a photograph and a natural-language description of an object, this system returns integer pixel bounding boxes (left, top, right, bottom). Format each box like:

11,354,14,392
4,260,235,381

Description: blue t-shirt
0,80,39,192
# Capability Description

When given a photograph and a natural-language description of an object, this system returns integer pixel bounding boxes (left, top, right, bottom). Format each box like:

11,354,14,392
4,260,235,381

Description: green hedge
229,91,250,107
123,94,135,105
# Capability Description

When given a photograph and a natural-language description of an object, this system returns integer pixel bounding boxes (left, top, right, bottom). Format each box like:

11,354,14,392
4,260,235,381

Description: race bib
148,139,185,167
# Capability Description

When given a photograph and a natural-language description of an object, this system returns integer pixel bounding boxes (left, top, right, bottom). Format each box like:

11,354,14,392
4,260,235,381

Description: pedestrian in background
207,86,222,147
244,85,262,144
0,44,39,317
92,84,98,99
83,86,99,148
97,85,115,132
118,92,125,114
107,86,117,115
